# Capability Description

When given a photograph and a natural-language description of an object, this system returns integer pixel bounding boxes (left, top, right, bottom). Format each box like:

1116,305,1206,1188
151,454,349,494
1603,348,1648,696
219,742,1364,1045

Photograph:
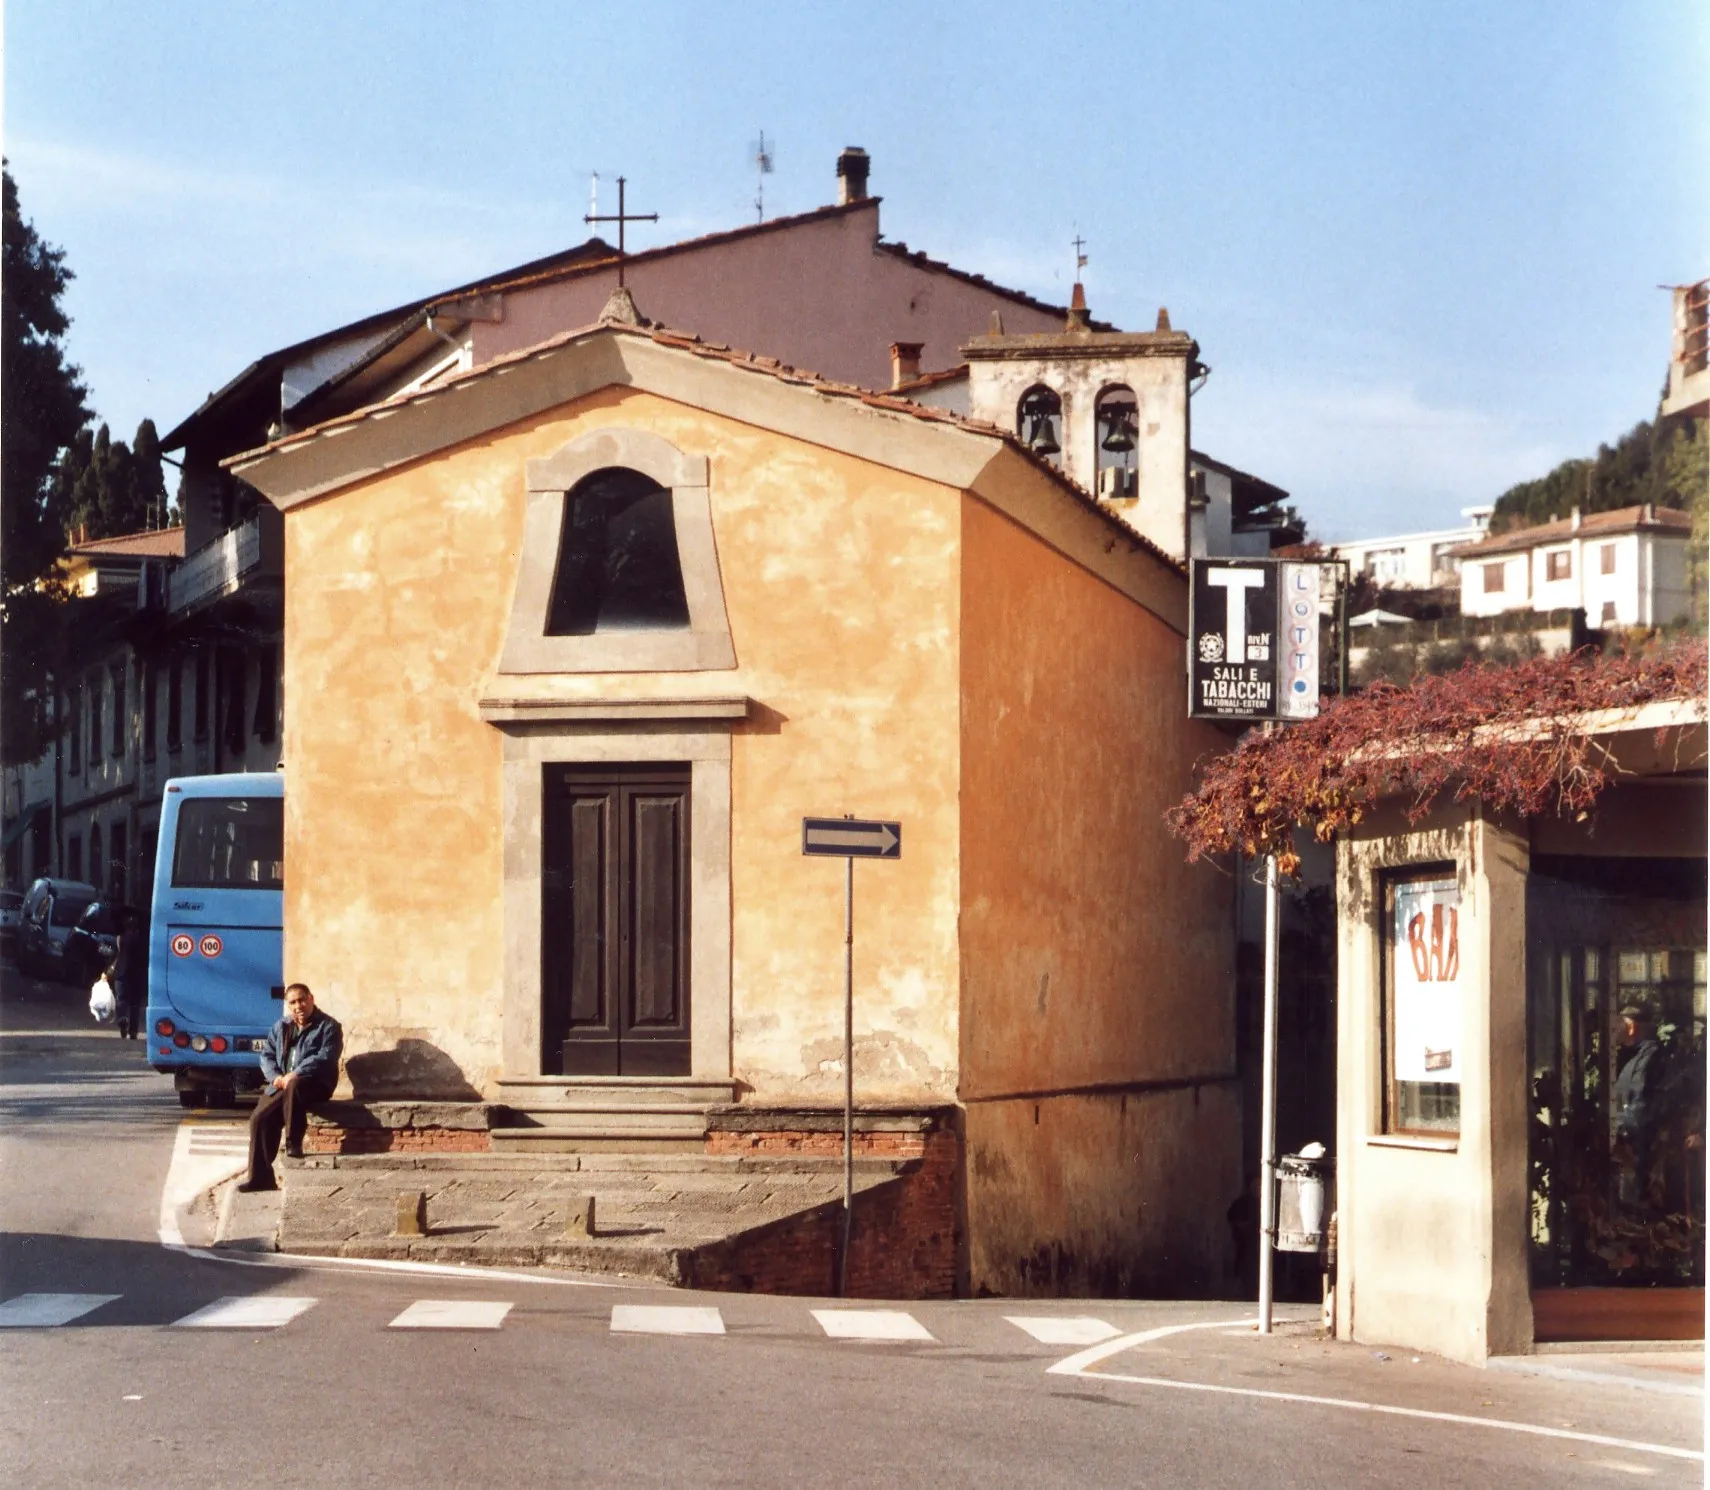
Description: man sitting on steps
238,983,343,1194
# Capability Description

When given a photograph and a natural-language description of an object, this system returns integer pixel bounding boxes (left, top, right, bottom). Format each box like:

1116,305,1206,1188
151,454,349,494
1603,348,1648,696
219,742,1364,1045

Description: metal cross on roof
584,176,659,287
1073,233,1088,275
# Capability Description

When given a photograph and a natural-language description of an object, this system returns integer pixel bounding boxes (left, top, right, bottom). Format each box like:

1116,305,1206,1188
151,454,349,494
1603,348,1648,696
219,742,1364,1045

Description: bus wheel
204,1088,237,1110
177,1089,201,1109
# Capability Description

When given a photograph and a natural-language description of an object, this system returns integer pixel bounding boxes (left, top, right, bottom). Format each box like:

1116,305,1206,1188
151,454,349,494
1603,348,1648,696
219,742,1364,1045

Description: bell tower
962,293,1200,561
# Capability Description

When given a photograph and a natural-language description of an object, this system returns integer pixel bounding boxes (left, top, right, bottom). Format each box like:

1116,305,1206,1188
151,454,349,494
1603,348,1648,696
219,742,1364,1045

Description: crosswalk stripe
812,1308,935,1342
0,1293,121,1328
172,1296,317,1329
389,1300,512,1330
1005,1316,1121,1345
610,1305,725,1336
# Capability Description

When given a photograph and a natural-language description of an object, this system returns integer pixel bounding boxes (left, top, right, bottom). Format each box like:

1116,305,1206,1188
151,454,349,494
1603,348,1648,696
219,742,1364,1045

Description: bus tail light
172,1031,191,1048
155,1018,175,1036
209,1036,228,1054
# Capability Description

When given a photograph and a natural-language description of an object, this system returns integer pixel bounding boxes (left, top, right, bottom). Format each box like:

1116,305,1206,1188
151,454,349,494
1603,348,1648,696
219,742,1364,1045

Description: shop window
1527,856,1706,1291
546,469,689,636
1381,869,1463,1137
1545,549,1572,582
1483,562,1506,594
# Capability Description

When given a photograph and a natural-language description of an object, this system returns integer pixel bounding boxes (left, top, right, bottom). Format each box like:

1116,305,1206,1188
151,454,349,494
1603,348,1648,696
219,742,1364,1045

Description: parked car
64,899,125,989
17,877,99,981
0,890,21,948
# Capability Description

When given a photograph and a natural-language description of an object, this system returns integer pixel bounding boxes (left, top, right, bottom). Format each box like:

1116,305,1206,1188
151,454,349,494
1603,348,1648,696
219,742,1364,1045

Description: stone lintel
961,331,1198,362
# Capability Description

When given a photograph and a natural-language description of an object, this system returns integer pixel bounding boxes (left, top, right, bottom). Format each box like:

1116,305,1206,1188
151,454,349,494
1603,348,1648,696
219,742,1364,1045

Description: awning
1,801,50,851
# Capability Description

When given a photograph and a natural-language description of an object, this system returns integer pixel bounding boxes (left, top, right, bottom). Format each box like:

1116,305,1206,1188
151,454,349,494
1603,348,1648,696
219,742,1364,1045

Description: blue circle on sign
1292,679,1309,694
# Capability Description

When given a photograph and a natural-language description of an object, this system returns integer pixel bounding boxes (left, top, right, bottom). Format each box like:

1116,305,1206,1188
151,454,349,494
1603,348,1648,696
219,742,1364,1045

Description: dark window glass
166,658,183,749
51,892,93,927
545,469,689,636
172,797,283,891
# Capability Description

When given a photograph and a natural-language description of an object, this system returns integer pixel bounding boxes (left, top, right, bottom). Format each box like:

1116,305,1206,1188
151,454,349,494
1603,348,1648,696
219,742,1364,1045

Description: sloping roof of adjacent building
68,527,187,560
227,313,1182,575
165,198,1100,454
1453,504,1692,559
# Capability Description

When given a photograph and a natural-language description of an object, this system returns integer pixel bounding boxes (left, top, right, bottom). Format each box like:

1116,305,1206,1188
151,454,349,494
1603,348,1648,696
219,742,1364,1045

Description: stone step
489,1129,707,1155
495,1077,738,1108
297,1150,905,1176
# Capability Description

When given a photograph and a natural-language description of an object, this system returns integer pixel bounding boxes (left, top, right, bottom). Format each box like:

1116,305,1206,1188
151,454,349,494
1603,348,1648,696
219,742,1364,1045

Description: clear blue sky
7,2,1705,539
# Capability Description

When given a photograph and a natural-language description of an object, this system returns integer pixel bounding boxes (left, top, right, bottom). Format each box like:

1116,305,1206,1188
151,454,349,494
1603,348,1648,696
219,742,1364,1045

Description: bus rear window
172,798,283,890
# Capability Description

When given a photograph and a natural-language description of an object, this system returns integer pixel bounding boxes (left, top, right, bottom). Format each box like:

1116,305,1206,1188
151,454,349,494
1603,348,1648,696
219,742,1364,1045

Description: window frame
1482,561,1506,594
1600,542,1617,576
1380,864,1464,1140
1545,548,1572,582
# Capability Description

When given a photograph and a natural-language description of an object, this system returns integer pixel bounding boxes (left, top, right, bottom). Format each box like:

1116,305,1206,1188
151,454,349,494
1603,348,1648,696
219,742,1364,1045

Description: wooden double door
542,764,691,1076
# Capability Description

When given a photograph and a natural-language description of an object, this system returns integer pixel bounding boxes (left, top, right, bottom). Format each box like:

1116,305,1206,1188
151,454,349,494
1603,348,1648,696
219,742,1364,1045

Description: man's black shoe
235,1179,277,1193
284,1144,305,1160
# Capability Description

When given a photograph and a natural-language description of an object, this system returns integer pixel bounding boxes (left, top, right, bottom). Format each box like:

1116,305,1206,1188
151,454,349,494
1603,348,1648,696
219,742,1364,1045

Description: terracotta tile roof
1454,504,1692,558
892,364,970,394
68,527,186,560
873,242,1111,329
234,317,1181,573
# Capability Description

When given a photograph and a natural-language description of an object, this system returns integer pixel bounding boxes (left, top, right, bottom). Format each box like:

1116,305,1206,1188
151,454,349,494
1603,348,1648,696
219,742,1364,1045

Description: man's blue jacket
259,1009,343,1089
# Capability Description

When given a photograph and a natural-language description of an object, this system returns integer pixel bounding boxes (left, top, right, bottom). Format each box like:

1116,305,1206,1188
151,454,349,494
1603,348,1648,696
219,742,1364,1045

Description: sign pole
1257,841,1281,1335
840,843,854,1297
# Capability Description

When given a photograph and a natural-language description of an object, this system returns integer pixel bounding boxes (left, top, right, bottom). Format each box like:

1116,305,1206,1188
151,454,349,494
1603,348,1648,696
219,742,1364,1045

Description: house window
1482,562,1506,594
143,663,158,761
67,684,82,775
254,644,278,743
223,649,248,755
1545,550,1572,582
1382,870,1463,1137
88,673,103,761
166,658,183,751
111,665,126,757
1600,543,1616,576
193,652,209,741
546,470,690,636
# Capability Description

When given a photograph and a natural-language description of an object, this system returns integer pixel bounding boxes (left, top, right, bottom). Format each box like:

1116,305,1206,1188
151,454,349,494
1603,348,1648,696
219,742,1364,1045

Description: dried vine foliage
1167,641,1708,875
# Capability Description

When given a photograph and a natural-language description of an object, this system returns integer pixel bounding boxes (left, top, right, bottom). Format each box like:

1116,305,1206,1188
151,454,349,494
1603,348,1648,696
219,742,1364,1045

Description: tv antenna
752,131,775,223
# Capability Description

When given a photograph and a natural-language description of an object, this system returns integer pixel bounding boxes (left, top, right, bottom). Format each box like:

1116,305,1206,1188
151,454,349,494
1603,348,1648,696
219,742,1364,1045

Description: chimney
1066,282,1090,331
1570,505,1581,530
1156,307,1173,332
889,341,923,389
837,147,871,205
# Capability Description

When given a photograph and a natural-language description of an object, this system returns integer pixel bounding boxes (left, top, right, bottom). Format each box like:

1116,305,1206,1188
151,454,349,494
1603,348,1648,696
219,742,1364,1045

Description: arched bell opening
1094,384,1138,499
1016,384,1063,467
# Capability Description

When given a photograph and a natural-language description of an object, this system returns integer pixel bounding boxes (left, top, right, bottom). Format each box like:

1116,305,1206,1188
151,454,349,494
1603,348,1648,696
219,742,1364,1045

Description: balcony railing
168,514,268,614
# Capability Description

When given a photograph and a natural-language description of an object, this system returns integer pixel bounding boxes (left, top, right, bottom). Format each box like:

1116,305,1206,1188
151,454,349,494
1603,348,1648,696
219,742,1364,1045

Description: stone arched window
1016,384,1063,467
545,468,689,636
498,427,735,674
1094,384,1138,499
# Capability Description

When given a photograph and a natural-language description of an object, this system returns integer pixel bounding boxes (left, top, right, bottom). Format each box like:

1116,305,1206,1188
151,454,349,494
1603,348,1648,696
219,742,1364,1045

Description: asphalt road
1,954,1701,1489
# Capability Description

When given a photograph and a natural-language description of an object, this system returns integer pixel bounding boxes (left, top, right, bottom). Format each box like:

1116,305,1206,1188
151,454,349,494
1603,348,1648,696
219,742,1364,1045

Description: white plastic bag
89,974,116,1025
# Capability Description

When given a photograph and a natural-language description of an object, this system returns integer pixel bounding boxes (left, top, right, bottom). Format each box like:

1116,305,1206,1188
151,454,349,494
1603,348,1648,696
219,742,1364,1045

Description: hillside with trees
1490,411,1706,534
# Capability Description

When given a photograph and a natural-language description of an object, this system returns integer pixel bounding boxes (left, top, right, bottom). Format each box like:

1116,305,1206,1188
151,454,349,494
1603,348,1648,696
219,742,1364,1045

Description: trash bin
1274,1146,1332,1253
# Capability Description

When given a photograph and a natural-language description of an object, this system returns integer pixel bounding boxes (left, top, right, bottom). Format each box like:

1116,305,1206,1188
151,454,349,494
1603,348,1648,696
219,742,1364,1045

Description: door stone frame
489,708,740,1082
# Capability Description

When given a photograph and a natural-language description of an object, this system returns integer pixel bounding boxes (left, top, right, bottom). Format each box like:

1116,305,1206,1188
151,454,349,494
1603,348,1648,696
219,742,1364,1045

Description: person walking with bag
238,983,342,1194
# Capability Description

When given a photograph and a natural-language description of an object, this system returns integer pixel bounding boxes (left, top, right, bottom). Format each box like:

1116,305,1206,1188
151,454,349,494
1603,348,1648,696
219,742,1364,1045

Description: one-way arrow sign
802,817,902,859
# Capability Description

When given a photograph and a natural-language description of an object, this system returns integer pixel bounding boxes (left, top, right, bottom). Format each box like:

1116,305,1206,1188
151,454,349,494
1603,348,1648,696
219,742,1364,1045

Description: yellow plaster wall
956,488,1240,1294
282,386,962,1100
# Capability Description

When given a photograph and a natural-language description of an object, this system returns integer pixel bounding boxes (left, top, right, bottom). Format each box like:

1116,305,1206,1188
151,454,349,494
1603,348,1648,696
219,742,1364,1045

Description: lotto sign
1188,559,1323,722
1391,877,1462,1085
171,933,195,958
198,934,224,959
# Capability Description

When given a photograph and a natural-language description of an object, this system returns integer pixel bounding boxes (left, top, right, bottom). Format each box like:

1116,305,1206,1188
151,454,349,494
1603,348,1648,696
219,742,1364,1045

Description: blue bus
147,773,284,1108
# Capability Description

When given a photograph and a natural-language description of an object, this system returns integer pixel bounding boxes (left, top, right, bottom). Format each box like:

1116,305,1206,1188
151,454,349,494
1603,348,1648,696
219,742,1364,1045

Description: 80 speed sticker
170,933,195,958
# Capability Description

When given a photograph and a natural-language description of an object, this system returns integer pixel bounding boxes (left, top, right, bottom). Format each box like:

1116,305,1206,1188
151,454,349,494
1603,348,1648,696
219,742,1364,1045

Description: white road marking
0,1293,120,1328
1006,1316,1120,1346
1047,1317,1701,1465
389,1299,513,1330
172,1295,317,1329
611,1305,725,1336
812,1309,935,1342
157,1124,250,1247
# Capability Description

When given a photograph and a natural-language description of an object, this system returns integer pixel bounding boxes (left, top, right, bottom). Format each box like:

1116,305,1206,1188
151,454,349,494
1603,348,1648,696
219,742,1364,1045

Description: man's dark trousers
247,1079,334,1187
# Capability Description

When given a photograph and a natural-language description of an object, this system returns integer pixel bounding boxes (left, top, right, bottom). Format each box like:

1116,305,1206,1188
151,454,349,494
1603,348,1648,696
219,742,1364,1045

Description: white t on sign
1392,878,1462,1085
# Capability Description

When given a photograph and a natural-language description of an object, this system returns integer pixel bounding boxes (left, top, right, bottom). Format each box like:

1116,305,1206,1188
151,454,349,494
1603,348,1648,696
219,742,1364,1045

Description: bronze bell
1027,413,1061,456
1099,403,1136,453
